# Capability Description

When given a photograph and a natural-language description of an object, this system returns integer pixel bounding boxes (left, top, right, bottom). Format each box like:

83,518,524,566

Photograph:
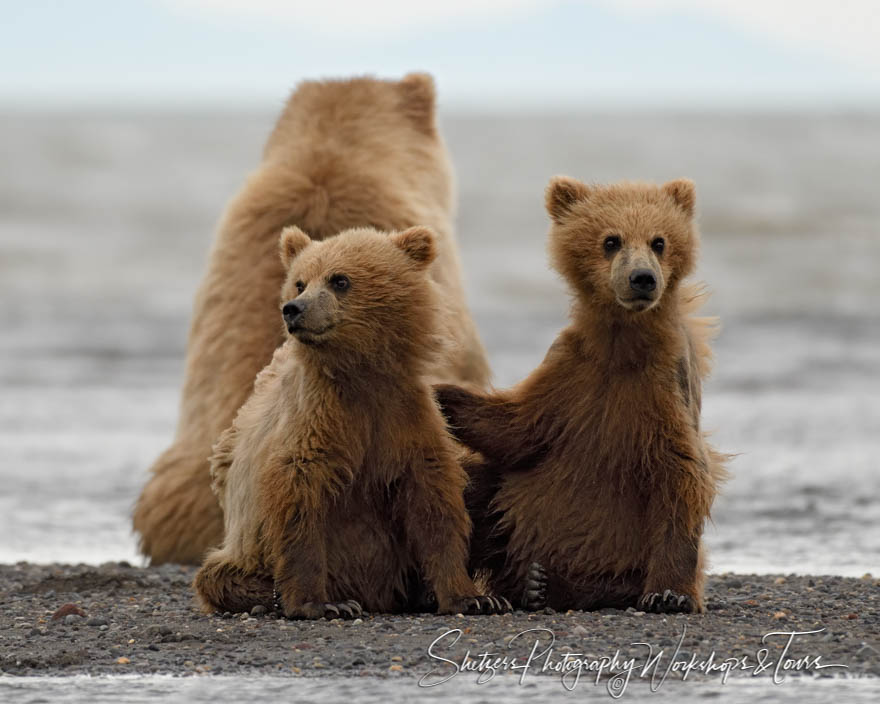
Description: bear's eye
295,281,305,295
651,237,666,255
330,274,350,292
603,235,622,253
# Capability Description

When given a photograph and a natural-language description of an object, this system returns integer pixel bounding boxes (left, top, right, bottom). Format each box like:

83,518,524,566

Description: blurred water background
0,110,878,574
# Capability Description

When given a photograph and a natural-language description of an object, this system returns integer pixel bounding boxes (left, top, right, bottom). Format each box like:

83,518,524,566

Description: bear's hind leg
193,552,274,614
134,444,224,565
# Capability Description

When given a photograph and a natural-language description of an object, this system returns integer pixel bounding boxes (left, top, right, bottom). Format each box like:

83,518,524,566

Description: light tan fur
436,178,728,613
194,227,503,618
134,74,490,564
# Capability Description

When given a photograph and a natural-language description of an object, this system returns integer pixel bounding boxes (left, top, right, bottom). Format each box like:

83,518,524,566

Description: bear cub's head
546,177,698,313
278,225,439,362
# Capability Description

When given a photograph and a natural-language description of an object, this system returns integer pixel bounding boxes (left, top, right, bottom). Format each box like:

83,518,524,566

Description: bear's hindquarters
133,443,224,565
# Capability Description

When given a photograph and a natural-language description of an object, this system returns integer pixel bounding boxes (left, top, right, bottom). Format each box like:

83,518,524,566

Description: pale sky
3,0,878,109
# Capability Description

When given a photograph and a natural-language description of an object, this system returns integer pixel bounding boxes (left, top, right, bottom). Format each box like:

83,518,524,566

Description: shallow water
0,674,878,704
0,111,878,574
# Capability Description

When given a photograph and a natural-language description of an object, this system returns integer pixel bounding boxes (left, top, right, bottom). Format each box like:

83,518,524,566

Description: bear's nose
282,300,306,323
629,269,657,294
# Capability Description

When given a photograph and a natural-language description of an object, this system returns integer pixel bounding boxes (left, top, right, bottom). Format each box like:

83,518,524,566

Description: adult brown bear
134,74,490,564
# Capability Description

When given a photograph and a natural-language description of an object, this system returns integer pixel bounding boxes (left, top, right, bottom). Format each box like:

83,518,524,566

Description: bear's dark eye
295,281,305,294
651,237,666,255
330,274,350,292
603,235,622,254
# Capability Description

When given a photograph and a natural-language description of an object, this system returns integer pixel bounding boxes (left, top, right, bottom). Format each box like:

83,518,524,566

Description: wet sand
1,563,877,681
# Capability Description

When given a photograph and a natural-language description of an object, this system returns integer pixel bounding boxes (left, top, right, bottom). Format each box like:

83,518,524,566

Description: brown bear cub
436,177,727,614
135,73,490,565
194,225,506,618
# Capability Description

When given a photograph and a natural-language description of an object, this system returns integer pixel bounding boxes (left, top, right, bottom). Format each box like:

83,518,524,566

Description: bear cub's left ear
391,226,437,268
279,226,312,269
662,179,696,217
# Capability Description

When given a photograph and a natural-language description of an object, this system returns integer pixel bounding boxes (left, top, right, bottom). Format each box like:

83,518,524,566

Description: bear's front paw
637,590,696,614
522,562,548,611
440,595,512,615
284,599,363,620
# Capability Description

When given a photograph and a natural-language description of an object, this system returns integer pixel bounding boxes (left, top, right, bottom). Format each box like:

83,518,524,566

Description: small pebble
250,605,267,617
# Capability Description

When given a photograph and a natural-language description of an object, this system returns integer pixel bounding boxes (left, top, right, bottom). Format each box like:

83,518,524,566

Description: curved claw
323,603,340,618
638,591,695,614
443,595,510,615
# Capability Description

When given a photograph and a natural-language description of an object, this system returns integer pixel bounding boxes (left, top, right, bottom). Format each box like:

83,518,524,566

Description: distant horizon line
3,96,879,116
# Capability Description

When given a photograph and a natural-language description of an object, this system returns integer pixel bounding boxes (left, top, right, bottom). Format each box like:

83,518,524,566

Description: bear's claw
283,599,363,620
638,590,694,614
445,595,511,615
522,562,548,611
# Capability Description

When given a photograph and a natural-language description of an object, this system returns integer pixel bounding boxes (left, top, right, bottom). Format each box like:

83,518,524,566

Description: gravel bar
1,563,877,681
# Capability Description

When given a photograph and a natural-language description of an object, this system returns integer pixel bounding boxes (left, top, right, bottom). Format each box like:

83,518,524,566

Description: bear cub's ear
391,226,437,268
279,226,312,269
545,176,591,223
662,178,696,217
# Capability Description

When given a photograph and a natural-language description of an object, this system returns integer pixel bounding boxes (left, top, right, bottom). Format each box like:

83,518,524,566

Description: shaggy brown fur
134,74,490,565
194,226,505,618
436,177,727,614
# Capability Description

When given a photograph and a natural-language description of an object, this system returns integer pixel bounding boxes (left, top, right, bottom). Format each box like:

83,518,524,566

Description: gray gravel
0,563,877,681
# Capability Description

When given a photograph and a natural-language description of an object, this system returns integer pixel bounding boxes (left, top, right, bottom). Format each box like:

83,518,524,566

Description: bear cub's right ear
391,226,437,269
279,226,312,269
545,176,591,224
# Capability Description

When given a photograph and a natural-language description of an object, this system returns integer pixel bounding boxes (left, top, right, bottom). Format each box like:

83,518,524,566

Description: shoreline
0,563,877,679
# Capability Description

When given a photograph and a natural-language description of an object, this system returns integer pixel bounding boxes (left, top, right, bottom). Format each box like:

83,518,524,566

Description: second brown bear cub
194,226,503,618
436,178,727,614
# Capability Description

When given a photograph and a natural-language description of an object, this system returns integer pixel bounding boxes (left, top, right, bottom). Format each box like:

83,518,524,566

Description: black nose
282,300,305,323
629,269,656,293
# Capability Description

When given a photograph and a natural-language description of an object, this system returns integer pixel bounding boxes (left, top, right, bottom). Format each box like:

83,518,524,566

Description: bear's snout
629,269,657,296
282,300,307,330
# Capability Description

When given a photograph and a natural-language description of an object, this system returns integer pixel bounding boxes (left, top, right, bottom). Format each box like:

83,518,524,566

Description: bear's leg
461,452,509,577
133,444,224,565
398,452,511,615
433,385,547,471
272,516,363,620
193,551,274,614
638,531,704,614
